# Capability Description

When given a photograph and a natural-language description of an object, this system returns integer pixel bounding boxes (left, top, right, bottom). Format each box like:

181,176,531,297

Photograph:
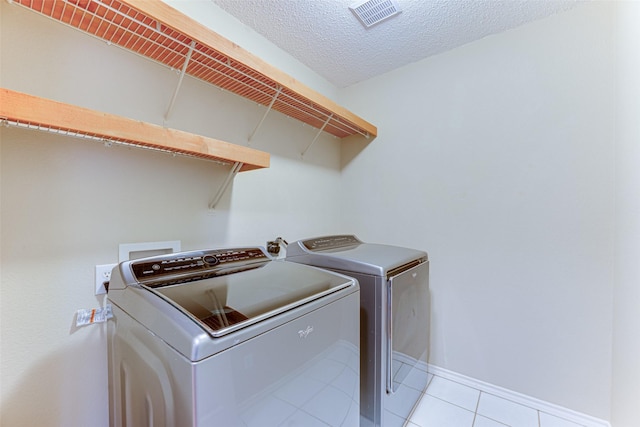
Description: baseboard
427,364,611,427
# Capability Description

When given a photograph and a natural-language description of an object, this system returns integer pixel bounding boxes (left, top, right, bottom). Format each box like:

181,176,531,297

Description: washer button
203,255,219,265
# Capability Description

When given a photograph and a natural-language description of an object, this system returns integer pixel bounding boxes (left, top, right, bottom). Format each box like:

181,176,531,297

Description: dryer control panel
301,235,362,251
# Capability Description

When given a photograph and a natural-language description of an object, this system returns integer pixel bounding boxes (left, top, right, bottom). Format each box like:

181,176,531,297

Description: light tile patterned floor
407,375,586,427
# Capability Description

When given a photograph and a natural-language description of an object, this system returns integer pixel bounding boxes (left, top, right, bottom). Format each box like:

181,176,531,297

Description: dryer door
386,261,430,394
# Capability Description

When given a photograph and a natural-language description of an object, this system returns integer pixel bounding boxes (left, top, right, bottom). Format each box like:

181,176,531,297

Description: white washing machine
286,235,429,427
107,246,360,427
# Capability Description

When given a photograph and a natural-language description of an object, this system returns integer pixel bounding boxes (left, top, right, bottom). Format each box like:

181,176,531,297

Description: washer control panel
131,248,269,284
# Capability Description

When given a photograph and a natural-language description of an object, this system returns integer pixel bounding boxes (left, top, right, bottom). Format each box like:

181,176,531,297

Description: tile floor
406,374,586,427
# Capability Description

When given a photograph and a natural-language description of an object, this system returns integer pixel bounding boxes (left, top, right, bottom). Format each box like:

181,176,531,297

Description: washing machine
286,235,429,427
107,246,360,427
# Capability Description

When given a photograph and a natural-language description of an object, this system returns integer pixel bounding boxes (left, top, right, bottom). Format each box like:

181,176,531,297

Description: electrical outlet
95,263,117,295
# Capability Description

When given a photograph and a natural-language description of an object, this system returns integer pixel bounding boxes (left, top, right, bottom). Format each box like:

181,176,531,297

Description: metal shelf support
209,161,243,209
248,86,282,143
301,113,333,158
165,40,196,121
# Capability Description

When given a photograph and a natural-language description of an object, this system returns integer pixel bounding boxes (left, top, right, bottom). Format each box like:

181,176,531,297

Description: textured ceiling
212,0,580,88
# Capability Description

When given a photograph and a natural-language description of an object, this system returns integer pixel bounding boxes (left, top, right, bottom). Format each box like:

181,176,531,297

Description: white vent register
350,0,402,28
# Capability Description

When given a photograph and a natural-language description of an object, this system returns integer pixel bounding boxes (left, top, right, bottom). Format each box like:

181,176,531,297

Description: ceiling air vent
349,0,402,28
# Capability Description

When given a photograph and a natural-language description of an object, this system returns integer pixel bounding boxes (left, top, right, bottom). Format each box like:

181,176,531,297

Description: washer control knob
203,255,219,266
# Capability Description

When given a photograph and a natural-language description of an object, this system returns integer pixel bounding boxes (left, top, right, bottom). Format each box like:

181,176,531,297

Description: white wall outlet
95,263,117,295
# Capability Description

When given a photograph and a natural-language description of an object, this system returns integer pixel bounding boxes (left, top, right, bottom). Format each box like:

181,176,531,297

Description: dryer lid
286,235,428,277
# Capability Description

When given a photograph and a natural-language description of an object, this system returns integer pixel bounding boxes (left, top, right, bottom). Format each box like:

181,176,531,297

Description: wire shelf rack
12,0,377,141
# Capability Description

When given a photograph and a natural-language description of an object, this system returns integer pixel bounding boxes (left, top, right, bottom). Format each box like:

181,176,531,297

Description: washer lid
147,260,354,337
286,235,428,277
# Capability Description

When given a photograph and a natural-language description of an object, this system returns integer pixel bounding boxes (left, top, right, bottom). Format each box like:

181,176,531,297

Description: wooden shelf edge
0,88,270,172
123,0,378,139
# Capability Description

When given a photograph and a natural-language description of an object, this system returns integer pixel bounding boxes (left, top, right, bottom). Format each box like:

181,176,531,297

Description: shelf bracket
165,40,196,121
301,113,333,158
248,86,282,143
209,162,243,209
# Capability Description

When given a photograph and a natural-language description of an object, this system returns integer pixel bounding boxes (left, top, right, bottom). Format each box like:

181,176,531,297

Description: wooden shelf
12,0,378,140
0,88,270,172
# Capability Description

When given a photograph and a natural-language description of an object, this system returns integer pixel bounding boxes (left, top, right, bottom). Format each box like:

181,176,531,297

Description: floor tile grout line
478,388,543,414
471,389,482,427
425,372,544,427
424,372,485,426
476,391,514,427
406,373,436,427
423,372,590,427
430,373,485,395
423,393,477,416
539,411,589,427
538,409,541,427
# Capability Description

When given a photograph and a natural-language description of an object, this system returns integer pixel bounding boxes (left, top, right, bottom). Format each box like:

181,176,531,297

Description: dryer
286,235,429,427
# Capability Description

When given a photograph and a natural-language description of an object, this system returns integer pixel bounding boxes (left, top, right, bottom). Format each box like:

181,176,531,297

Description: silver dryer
286,235,429,427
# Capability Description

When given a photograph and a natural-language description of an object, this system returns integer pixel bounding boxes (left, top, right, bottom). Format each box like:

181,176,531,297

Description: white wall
340,2,614,420
0,2,342,426
611,2,640,427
